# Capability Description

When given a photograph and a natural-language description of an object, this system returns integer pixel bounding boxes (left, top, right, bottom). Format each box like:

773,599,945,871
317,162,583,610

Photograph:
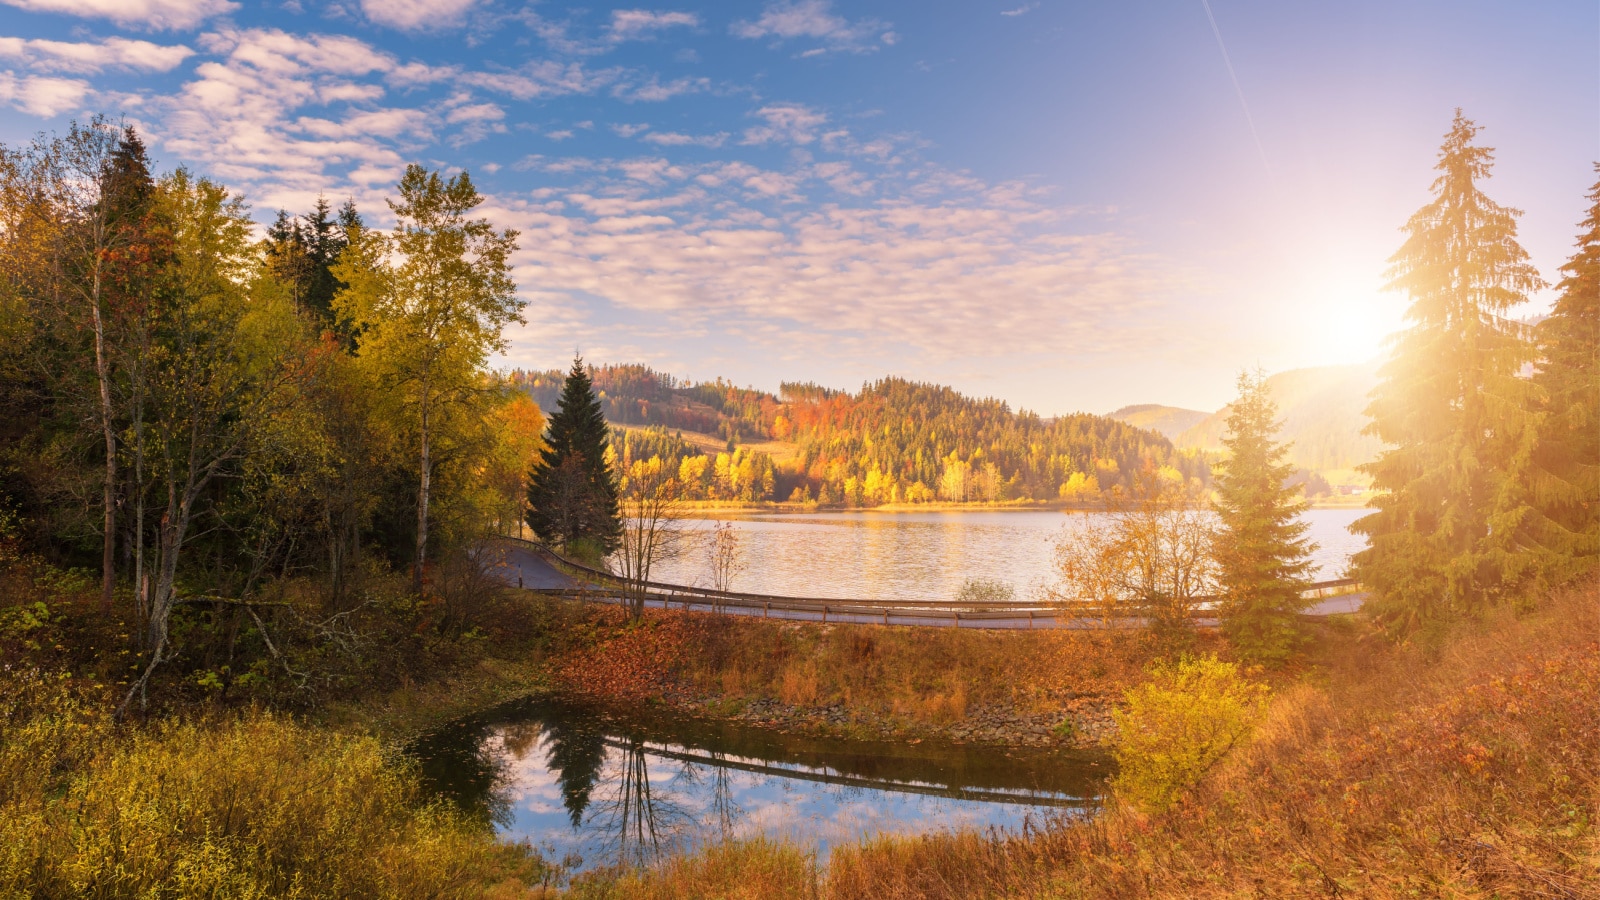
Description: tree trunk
414,387,431,594
91,262,117,612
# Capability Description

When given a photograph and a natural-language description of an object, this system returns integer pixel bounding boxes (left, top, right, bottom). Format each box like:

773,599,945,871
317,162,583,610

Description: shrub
1111,653,1269,812
953,577,1014,607
0,673,549,898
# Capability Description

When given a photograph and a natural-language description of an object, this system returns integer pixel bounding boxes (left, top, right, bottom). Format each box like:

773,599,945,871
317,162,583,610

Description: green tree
1529,168,1600,579
333,165,522,593
1212,369,1315,663
122,169,306,714
526,357,621,558
1353,112,1545,631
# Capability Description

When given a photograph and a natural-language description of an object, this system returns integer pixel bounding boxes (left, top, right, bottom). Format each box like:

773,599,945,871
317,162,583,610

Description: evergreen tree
264,196,353,325
1212,370,1315,663
1353,112,1546,631
1529,168,1600,577
526,356,621,557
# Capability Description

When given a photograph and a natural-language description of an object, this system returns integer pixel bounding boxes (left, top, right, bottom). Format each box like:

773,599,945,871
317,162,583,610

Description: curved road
494,543,1367,628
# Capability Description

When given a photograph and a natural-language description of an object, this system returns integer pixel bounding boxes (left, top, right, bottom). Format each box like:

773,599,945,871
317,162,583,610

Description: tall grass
562,579,1597,899
0,674,550,899
820,578,1599,898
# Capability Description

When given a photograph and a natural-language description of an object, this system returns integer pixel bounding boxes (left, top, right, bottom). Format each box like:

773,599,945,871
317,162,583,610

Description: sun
1290,250,1407,367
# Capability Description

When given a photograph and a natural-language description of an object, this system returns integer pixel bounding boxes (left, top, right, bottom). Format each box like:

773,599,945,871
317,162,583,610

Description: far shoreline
671,498,1371,516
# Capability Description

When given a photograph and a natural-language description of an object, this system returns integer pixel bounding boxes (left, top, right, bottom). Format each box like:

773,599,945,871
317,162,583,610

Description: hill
1106,404,1210,441
1173,363,1381,478
509,366,1203,505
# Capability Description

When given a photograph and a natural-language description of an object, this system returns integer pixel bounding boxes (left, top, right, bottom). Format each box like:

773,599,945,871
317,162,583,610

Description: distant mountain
1174,364,1382,477
1107,404,1210,441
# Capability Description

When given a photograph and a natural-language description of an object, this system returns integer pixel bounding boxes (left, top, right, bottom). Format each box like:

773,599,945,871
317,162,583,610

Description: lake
412,697,1106,876
648,507,1366,603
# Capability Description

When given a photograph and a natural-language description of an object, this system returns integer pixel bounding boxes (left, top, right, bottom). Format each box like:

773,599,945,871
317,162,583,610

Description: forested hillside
1106,404,1210,440
1173,364,1381,478
509,368,1204,505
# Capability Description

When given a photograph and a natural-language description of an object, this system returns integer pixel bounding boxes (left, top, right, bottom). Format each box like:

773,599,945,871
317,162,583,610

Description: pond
648,507,1366,603
412,697,1107,875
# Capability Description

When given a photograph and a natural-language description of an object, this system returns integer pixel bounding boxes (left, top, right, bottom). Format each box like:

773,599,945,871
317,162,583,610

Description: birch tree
333,166,521,593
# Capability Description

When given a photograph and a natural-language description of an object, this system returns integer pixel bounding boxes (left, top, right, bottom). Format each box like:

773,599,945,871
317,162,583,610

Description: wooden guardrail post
1028,610,1034,630
763,601,769,618
954,611,960,628
822,605,828,624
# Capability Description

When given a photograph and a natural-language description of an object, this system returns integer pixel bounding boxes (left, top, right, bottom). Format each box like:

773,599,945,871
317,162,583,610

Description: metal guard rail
499,537,1361,626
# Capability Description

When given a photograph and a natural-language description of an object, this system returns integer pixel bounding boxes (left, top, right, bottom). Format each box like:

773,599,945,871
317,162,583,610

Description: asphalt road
495,543,1368,628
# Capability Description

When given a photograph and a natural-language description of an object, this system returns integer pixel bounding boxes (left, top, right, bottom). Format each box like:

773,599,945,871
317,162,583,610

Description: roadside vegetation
596,580,1596,899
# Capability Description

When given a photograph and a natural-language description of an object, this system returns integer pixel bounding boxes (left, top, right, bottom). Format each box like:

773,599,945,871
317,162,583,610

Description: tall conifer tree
526,356,621,557
1529,168,1600,577
1353,112,1545,630
1213,370,1315,663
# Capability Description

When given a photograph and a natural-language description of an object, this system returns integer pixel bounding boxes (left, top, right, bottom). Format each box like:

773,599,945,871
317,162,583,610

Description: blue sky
0,0,1594,414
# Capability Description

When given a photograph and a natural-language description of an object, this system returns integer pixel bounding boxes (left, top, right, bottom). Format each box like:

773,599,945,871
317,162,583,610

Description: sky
0,0,1594,415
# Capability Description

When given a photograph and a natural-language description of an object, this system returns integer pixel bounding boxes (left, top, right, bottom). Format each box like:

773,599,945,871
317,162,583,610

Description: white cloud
445,101,503,124
1000,3,1037,16
0,0,235,30
741,103,827,145
0,70,90,116
612,74,707,103
731,0,894,54
0,36,194,73
360,0,478,31
458,60,619,100
607,9,698,42
492,157,1184,367
641,130,727,148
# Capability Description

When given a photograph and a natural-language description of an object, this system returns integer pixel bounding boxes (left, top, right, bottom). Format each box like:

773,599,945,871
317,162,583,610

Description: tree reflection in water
412,697,1108,877
590,737,695,868
540,714,607,827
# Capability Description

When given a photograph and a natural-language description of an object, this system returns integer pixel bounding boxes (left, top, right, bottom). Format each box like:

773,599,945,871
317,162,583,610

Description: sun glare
1291,252,1405,366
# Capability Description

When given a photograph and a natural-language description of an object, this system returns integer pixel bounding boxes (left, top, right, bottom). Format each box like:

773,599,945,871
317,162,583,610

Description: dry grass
569,839,819,900
554,606,1193,729
563,578,1598,900
821,577,1600,899
0,674,552,899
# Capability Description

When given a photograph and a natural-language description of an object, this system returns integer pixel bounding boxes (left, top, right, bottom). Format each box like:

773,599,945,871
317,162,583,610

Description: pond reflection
411,697,1107,874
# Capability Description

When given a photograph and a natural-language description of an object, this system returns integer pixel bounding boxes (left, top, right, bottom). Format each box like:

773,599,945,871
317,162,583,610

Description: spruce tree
1529,168,1600,577
1213,370,1315,663
526,356,621,557
1353,112,1545,631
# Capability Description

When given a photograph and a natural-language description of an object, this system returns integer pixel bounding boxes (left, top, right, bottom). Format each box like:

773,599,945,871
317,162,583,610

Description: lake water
649,508,1366,603
412,697,1106,876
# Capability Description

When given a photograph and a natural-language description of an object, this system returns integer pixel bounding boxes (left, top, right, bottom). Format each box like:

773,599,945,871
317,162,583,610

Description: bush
953,577,1014,607
1112,654,1269,812
0,673,548,898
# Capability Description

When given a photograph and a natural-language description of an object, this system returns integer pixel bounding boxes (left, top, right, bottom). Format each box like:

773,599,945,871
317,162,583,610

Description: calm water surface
413,698,1105,874
650,508,1365,602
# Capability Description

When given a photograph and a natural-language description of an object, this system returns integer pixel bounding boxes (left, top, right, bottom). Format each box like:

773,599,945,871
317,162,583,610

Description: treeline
0,120,541,705
776,378,1204,504
511,367,1202,505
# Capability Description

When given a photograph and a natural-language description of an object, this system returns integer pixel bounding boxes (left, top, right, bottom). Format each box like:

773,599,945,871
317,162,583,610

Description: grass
568,839,820,900
557,576,1598,899
0,674,552,899
549,604,1199,735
